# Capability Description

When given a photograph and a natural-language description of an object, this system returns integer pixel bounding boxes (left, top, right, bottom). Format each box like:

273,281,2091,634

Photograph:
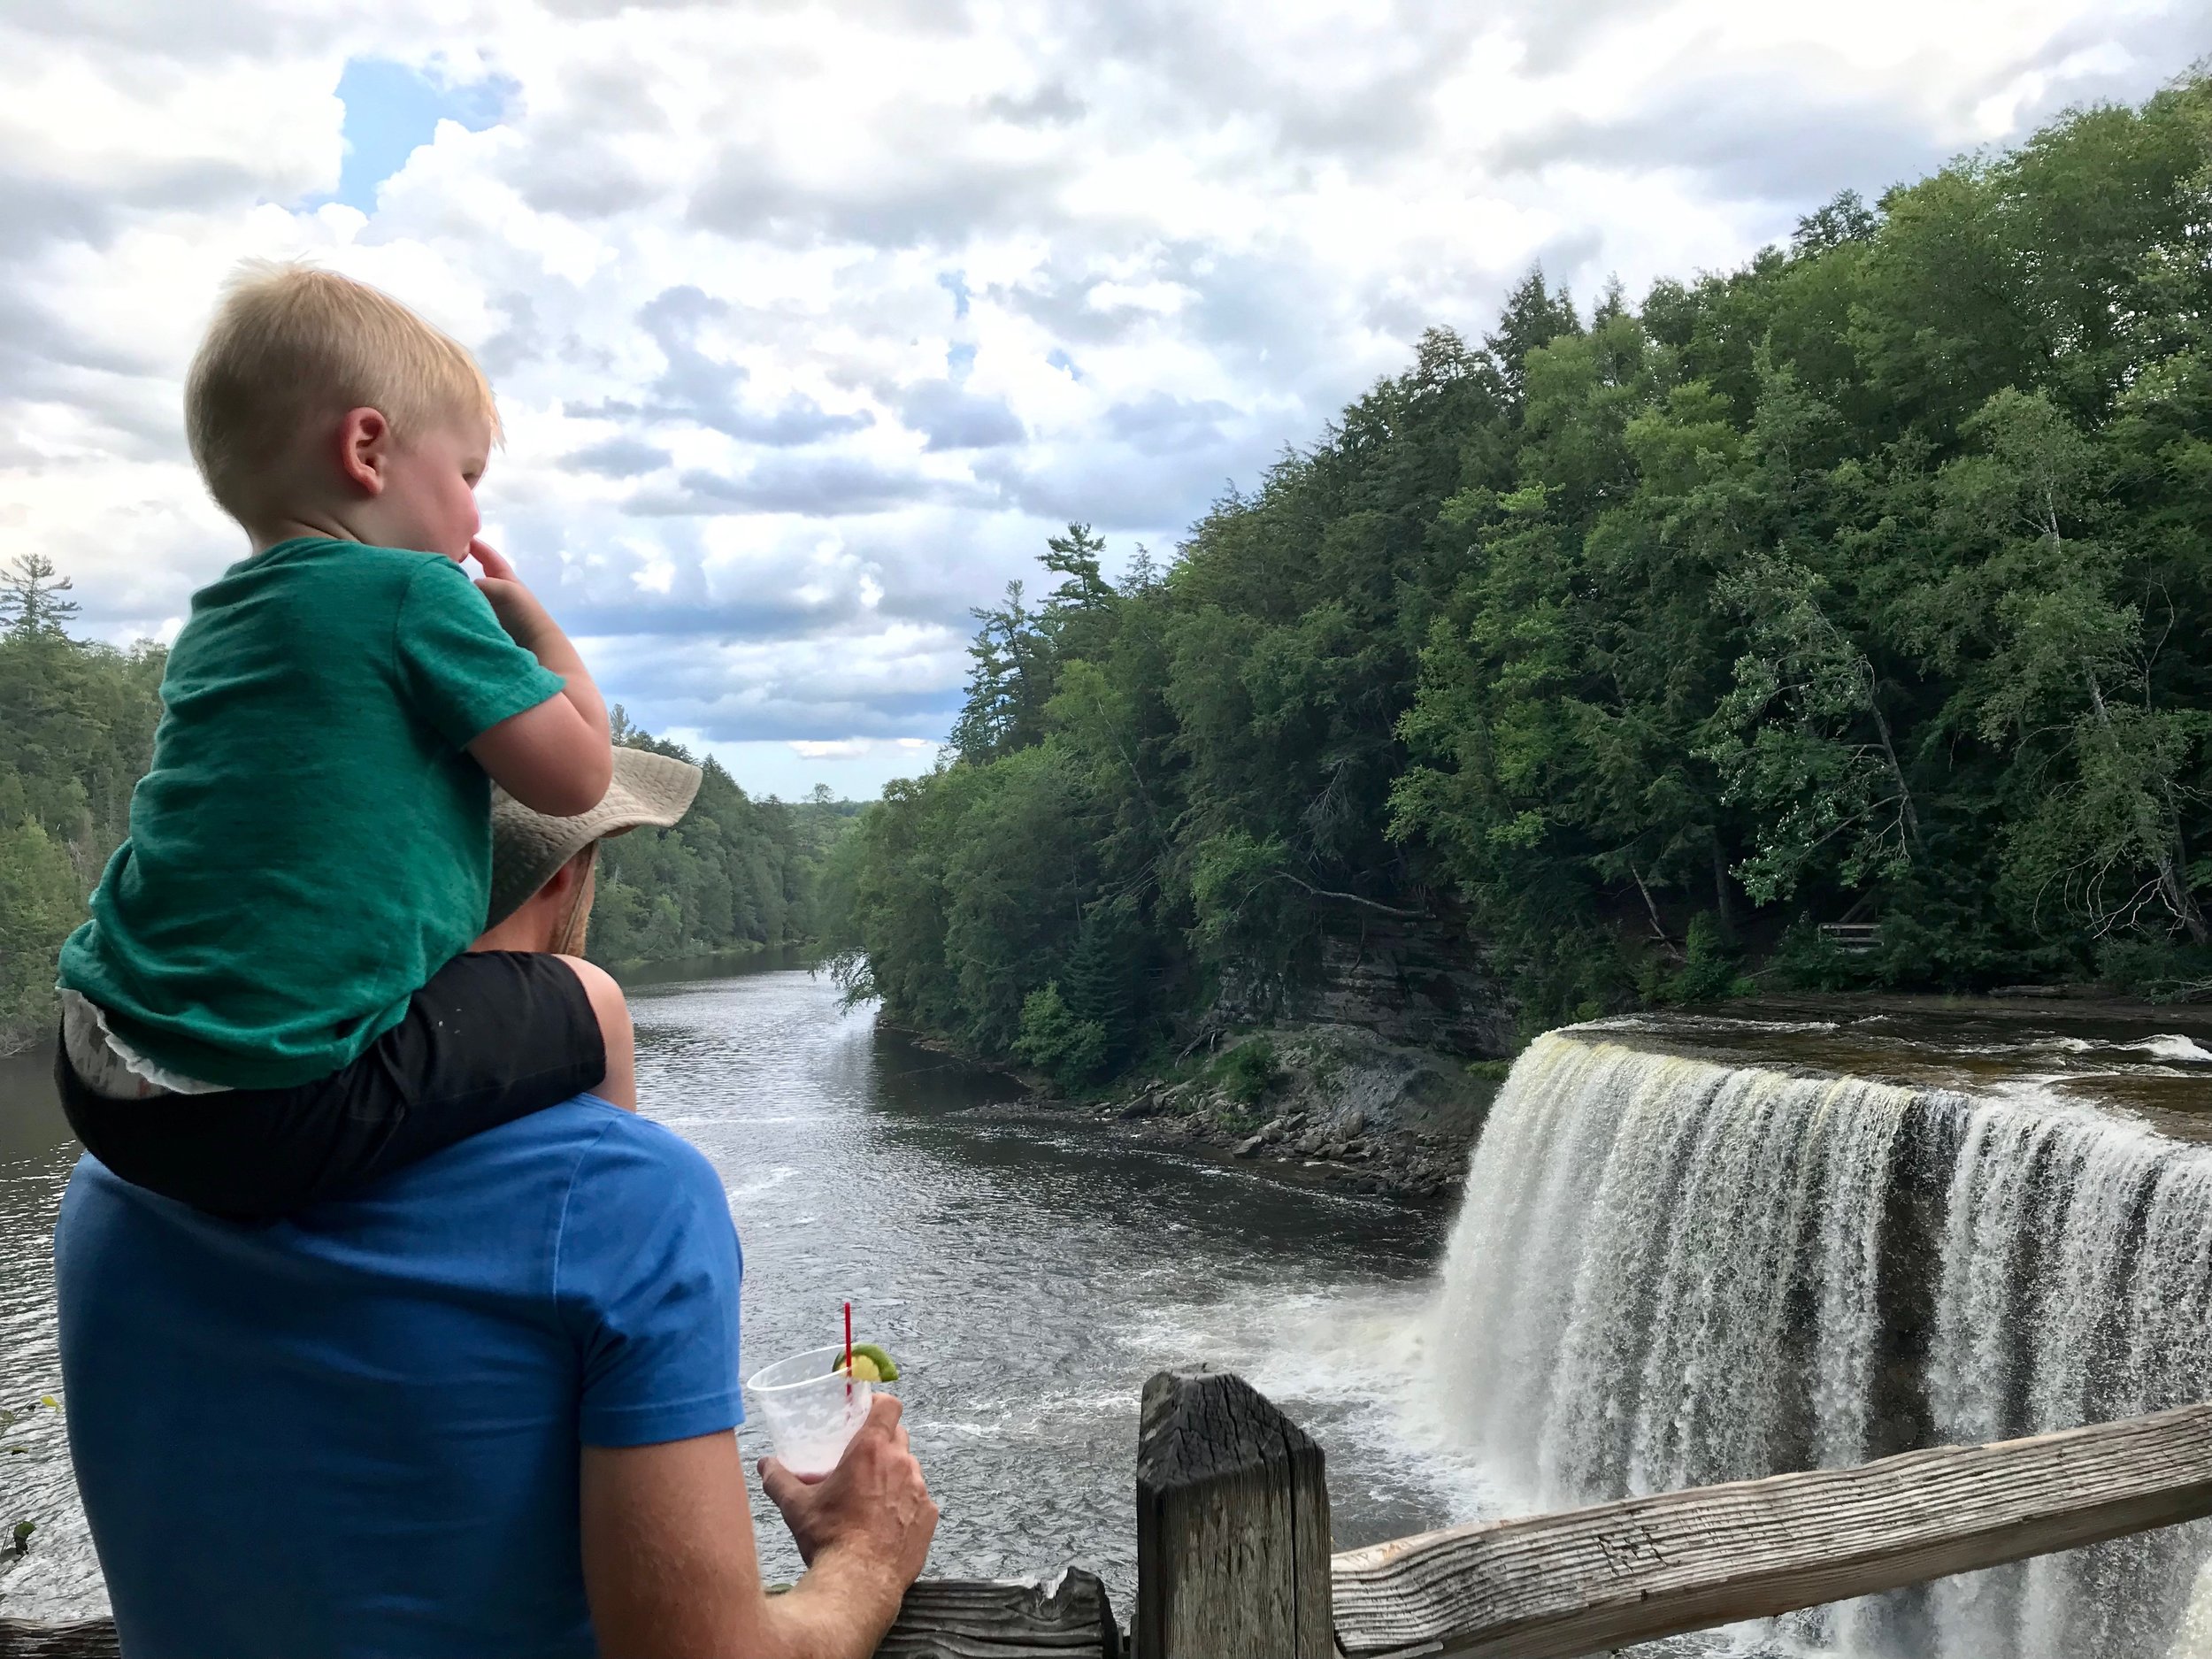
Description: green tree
1924,388,2207,941
0,823,85,1046
821,76,2212,1061
949,580,1052,763
1014,982,1109,1089
0,555,81,641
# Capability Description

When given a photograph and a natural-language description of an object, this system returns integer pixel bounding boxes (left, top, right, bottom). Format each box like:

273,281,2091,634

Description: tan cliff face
1213,912,1518,1062
1077,1023,1495,1203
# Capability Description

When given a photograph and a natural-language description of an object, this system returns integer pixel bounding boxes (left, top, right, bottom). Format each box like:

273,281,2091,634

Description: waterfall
1436,1030,2212,1657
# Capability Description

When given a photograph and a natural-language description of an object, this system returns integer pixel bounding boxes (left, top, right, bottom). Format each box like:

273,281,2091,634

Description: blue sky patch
330,58,511,213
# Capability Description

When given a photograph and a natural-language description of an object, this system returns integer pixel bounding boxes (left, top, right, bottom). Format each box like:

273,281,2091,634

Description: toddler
53,262,634,1220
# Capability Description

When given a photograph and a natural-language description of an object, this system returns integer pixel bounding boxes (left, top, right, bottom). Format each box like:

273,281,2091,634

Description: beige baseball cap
486,747,703,928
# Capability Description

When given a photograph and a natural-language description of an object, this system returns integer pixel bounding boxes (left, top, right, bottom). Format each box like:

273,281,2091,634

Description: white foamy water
1436,1031,2212,1656
2127,1035,2212,1065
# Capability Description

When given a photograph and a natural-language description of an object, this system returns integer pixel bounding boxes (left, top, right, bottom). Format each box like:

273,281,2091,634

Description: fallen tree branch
1271,872,1426,919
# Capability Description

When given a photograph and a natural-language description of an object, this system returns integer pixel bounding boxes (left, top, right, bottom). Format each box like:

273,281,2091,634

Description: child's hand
469,538,553,651
469,538,518,583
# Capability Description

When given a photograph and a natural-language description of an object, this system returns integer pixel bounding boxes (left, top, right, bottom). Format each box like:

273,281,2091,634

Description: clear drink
744,1345,874,1478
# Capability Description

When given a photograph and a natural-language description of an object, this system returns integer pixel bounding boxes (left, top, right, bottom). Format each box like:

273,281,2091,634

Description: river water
0,961,1486,1625
13,972,2212,1655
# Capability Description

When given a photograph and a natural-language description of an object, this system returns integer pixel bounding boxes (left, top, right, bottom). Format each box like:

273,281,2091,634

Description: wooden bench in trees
1817,922,1883,955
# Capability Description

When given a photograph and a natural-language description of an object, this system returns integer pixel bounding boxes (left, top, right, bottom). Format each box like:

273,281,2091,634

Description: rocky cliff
1090,1024,1499,1201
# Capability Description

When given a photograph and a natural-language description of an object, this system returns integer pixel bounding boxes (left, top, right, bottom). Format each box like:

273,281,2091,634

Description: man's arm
580,1395,937,1659
465,538,613,817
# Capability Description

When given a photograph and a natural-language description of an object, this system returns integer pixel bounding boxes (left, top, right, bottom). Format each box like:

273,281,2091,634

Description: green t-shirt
58,538,567,1090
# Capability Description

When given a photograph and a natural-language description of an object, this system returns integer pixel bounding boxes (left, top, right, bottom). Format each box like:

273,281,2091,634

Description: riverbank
0,962,1475,1623
948,1023,1501,1203
932,985,2212,1202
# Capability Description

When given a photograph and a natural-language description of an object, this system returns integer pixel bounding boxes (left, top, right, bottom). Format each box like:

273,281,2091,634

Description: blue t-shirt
53,1099,744,1659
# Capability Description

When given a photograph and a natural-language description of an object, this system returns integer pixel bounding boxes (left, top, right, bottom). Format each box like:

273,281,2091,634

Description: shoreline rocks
955,1023,1502,1204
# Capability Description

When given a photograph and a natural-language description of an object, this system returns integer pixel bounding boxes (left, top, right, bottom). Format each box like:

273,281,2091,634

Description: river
0,960,1487,1624
12,972,2212,1655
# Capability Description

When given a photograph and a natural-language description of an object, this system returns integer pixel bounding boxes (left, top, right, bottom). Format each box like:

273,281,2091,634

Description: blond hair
185,262,500,520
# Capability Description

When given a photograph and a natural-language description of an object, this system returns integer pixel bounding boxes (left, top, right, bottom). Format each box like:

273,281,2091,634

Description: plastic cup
745,1345,875,1478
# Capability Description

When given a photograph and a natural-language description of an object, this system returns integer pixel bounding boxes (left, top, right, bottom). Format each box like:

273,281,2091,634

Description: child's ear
336,407,391,496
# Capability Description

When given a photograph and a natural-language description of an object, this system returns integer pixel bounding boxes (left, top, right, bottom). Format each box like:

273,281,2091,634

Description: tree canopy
586,706,852,967
826,76,2212,1079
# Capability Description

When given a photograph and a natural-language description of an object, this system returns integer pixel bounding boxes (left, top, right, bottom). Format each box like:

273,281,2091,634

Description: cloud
588,626,971,743
979,82,1087,128
1491,70,1967,204
897,380,1026,450
628,458,987,517
0,0,2201,795
591,284,876,444
1103,392,1242,457
689,142,1071,251
565,434,672,476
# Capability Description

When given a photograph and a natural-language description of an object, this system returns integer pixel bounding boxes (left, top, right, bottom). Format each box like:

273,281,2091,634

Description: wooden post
1134,1369,1332,1659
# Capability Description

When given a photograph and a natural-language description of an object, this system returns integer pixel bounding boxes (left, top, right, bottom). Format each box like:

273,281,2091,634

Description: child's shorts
55,950,605,1223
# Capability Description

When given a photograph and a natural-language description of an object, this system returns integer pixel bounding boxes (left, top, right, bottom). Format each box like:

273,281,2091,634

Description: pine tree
1062,906,1136,1061
1485,266,1582,414
1793,188,1878,257
1041,523,1111,613
0,555,80,641
1041,522,1116,665
950,581,1050,762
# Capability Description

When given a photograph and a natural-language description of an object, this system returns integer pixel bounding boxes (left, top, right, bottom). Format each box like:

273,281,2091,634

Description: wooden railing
11,1370,2212,1657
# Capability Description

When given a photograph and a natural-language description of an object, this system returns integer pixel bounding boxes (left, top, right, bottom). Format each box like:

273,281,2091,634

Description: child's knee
557,956,632,1053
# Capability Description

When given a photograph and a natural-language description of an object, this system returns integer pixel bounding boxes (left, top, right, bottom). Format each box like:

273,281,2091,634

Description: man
55,748,936,1657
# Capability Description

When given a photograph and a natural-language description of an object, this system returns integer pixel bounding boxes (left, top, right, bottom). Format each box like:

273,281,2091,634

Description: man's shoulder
552,1102,726,1198
419,1101,731,1257
60,1100,731,1302
412,1097,719,1196
540,1105,733,1251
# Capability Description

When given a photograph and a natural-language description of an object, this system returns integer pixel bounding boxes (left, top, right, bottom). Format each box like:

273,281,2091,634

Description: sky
2,1,2205,802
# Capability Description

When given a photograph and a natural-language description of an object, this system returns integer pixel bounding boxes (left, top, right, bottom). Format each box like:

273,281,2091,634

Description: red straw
843,1301,854,1382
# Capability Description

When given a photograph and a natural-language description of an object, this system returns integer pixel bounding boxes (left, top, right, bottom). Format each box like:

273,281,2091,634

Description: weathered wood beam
0,1624,114,1659
878,1572,1118,1657
1331,1399,2212,1659
0,1571,1118,1659
1136,1369,1333,1659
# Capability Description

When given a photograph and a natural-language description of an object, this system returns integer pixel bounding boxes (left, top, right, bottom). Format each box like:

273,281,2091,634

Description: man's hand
761,1395,936,1592
581,1406,935,1659
469,537,555,653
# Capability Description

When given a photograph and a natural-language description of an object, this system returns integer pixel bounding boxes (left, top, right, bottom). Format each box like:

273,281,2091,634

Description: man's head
186,262,499,559
475,748,704,956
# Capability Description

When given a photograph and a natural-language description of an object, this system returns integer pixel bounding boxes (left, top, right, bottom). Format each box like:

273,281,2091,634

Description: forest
0,554,841,1055
824,75,2212,1086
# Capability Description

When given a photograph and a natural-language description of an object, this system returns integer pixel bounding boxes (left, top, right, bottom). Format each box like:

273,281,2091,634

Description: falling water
1437,1029,2212,1657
